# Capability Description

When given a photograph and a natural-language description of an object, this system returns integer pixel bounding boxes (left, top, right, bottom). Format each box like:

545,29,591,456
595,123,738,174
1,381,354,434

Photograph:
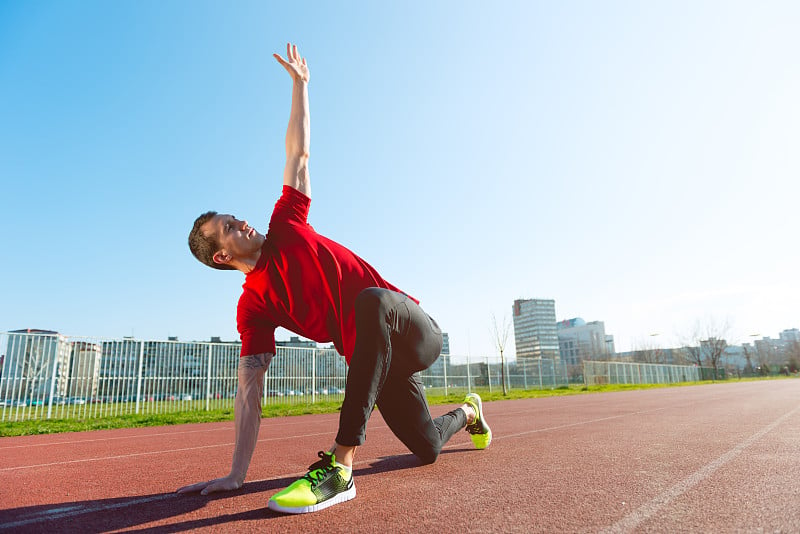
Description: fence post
466,354,471,393
443,353,448,397
312,348,317,404
45,337,61,420
487,355,492,394
538,359,543,389
523,359,527,390
206,343,212,411
135,341,145,414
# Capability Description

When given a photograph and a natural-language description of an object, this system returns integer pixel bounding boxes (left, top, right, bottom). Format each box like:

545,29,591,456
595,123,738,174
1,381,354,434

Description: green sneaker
268,451,356,514
464,393,492,449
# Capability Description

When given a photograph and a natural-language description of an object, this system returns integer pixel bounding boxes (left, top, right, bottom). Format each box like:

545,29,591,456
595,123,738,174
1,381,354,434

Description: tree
701,337,728,380
782,341,800,373
680,318,731,380
741,344,756,375
631,335,668,364
491,314,510,396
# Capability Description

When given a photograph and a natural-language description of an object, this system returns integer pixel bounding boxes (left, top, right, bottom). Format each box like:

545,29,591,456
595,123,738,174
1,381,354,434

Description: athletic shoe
463,393,492,449
267,451,356,514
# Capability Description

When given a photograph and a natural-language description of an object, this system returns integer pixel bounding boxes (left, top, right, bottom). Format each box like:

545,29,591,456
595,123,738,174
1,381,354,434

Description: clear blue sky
2,1,799,358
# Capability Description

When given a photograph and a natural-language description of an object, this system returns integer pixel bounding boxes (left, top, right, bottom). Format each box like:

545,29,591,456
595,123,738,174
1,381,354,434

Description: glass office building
512,299,560,362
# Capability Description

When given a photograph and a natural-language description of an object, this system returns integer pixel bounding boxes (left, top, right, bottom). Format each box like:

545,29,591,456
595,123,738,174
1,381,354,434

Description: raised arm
176,353,271,495
273,43,311,197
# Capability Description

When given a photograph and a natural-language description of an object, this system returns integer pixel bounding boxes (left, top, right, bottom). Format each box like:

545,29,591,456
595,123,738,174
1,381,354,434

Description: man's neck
235,249,262,274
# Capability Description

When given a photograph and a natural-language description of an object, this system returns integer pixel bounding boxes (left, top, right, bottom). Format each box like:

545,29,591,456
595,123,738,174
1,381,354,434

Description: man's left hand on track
176,474,243,496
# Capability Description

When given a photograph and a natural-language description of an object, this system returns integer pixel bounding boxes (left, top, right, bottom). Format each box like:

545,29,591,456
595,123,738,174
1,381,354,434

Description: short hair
188,211,236,270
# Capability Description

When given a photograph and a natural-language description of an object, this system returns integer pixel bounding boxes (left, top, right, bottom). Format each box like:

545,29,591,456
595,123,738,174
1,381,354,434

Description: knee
355,287,391,316
416,445,441,466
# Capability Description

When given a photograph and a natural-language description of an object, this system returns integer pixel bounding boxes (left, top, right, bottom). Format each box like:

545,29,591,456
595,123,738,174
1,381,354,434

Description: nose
240,220,249,230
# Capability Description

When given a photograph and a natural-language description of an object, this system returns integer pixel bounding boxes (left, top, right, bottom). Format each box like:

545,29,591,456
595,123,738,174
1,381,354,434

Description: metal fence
582,360,723,385
0,331,570,422
421,355,570,396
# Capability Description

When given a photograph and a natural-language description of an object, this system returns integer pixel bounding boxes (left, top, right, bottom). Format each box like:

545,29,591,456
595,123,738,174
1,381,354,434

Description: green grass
0,399,345,437
0,379,783,438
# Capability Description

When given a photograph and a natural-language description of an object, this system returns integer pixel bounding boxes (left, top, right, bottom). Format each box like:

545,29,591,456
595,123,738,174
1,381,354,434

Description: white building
557,318,614,366
1,329,71,400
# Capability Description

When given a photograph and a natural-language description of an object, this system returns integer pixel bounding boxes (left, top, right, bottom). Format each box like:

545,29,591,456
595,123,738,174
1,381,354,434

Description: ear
213,250,231,266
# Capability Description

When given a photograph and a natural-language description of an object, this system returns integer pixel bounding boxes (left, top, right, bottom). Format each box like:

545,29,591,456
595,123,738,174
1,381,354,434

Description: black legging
335,288,466,464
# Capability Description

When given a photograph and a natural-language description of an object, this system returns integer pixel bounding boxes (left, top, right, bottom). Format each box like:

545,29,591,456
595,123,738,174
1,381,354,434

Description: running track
1,380,798,533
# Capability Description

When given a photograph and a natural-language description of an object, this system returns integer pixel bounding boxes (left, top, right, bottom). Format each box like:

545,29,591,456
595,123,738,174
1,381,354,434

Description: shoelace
465,402,487,434
302,451,336,486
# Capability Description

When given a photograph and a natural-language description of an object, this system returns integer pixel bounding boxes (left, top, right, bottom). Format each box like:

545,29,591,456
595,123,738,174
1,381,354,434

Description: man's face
203,214,265,266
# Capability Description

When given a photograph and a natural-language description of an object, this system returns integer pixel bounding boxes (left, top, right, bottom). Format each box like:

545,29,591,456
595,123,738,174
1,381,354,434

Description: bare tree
741,344,756,374
631,335,667,364
785,341,800,373
491,314,510,396
680,318,731,380
701,337,728,379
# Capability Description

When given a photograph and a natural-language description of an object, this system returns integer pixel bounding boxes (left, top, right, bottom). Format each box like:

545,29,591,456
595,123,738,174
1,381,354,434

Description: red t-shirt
237,186,415,362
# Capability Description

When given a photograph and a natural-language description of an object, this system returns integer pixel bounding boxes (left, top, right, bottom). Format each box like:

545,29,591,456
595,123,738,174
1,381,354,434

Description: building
557,318,613,366
67,341,103,398
614,347,685,365
742,330,800,370
1,329,71,400
276,336,318,349
779,329,800,343
512,299,560,361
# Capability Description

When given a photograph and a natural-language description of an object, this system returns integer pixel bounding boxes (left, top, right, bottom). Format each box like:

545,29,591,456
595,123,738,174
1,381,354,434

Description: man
178,43,491,514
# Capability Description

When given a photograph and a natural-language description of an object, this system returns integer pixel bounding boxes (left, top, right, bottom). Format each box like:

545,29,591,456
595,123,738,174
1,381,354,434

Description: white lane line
599,404,800,534
1,404,674,472
0,494,175,530
0,414,341,450
0,393,704,452
1,398,782,529
490,405,675,441
0,451,391,530
0,413,339,451
0,426,234,450
0,430,335,472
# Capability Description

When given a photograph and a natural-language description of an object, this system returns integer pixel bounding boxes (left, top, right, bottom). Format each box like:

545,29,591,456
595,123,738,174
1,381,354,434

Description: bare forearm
283,79,311,195
229,353,271,482
286,80,310,158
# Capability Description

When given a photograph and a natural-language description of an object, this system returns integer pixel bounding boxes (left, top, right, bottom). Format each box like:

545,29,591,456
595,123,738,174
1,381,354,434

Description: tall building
557,318,613,366
512,299,560,361
779,329,800,343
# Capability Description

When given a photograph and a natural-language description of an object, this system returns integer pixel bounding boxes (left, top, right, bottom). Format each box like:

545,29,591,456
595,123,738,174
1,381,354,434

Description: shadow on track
0,452,472,532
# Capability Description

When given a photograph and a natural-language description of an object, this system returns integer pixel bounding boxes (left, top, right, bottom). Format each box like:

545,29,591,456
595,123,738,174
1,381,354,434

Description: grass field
0,379,788,438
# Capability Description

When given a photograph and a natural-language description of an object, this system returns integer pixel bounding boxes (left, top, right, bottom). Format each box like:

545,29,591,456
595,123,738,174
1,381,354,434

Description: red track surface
2,380,799,533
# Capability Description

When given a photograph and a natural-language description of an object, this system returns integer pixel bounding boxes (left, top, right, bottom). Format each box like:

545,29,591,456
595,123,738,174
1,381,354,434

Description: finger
292,44,298,62
176,481,205,494
286,42,292,61
273,53,288,67
200,482,221,496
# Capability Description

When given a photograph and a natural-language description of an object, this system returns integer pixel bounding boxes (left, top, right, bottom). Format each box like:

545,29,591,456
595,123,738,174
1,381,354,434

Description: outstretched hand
176,474,242,496
274,42,310,83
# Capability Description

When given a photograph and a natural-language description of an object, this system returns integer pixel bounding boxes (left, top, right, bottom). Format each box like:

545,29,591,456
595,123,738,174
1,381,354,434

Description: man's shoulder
270,186,311,221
